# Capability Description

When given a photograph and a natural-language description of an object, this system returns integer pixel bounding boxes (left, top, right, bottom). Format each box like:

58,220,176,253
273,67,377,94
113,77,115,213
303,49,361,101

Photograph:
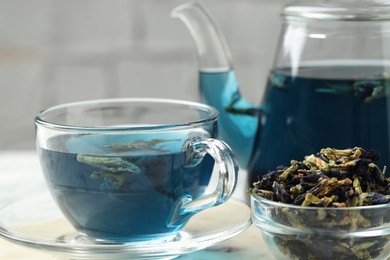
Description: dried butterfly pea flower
250,147,390,260
250,147,389,208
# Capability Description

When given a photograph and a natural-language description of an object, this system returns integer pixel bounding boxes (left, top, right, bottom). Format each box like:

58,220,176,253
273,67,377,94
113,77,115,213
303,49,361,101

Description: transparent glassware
35,98,239,242
276,0,390,72
251,193,390,259
172,0,390,185
0,192,251,259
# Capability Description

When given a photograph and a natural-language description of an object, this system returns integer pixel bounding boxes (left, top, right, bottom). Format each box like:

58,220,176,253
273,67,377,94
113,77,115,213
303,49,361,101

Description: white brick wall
0,0,283,149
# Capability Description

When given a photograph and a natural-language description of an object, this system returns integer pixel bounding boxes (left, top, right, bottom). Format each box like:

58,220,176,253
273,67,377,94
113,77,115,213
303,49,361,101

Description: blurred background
0,0,283,150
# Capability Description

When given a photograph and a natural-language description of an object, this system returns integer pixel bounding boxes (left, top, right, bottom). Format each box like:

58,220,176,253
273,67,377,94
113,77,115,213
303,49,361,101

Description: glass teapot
172,0,390,184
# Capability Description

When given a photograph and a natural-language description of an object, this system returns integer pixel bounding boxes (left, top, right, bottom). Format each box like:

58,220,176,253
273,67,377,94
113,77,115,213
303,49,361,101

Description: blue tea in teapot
173,1,390,184
249,64,389,181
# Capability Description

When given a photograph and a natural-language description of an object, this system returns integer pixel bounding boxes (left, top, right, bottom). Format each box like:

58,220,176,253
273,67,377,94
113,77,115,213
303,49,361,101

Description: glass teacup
35,98,238,243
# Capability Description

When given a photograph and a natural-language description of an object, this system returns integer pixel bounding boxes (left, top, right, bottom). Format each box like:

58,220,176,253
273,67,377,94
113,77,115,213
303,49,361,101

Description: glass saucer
0,192,251,259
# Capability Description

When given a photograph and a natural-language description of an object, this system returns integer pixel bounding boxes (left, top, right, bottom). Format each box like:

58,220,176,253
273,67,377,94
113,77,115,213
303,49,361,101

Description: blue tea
200,70,258,168
38,134,214,242
201,65,390,184
249,65,390,183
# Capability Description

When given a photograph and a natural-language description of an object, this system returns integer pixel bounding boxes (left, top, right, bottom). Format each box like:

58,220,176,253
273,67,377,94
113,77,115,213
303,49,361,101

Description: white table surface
0,151,275,259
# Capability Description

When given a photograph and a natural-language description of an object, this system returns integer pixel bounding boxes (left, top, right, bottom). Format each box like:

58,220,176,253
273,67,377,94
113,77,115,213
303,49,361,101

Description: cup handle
168,138,239,227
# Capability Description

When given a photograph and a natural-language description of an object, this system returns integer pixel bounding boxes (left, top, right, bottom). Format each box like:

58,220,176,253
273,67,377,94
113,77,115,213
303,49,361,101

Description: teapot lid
283,0,390,20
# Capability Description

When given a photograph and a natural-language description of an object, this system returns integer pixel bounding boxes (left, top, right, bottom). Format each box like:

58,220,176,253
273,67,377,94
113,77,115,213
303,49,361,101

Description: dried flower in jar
250,147,390,207
249,147,390,260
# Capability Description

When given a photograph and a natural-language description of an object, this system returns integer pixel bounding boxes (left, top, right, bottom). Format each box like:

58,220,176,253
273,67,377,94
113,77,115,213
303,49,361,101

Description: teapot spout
171,2,232,70
172,3,259,168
